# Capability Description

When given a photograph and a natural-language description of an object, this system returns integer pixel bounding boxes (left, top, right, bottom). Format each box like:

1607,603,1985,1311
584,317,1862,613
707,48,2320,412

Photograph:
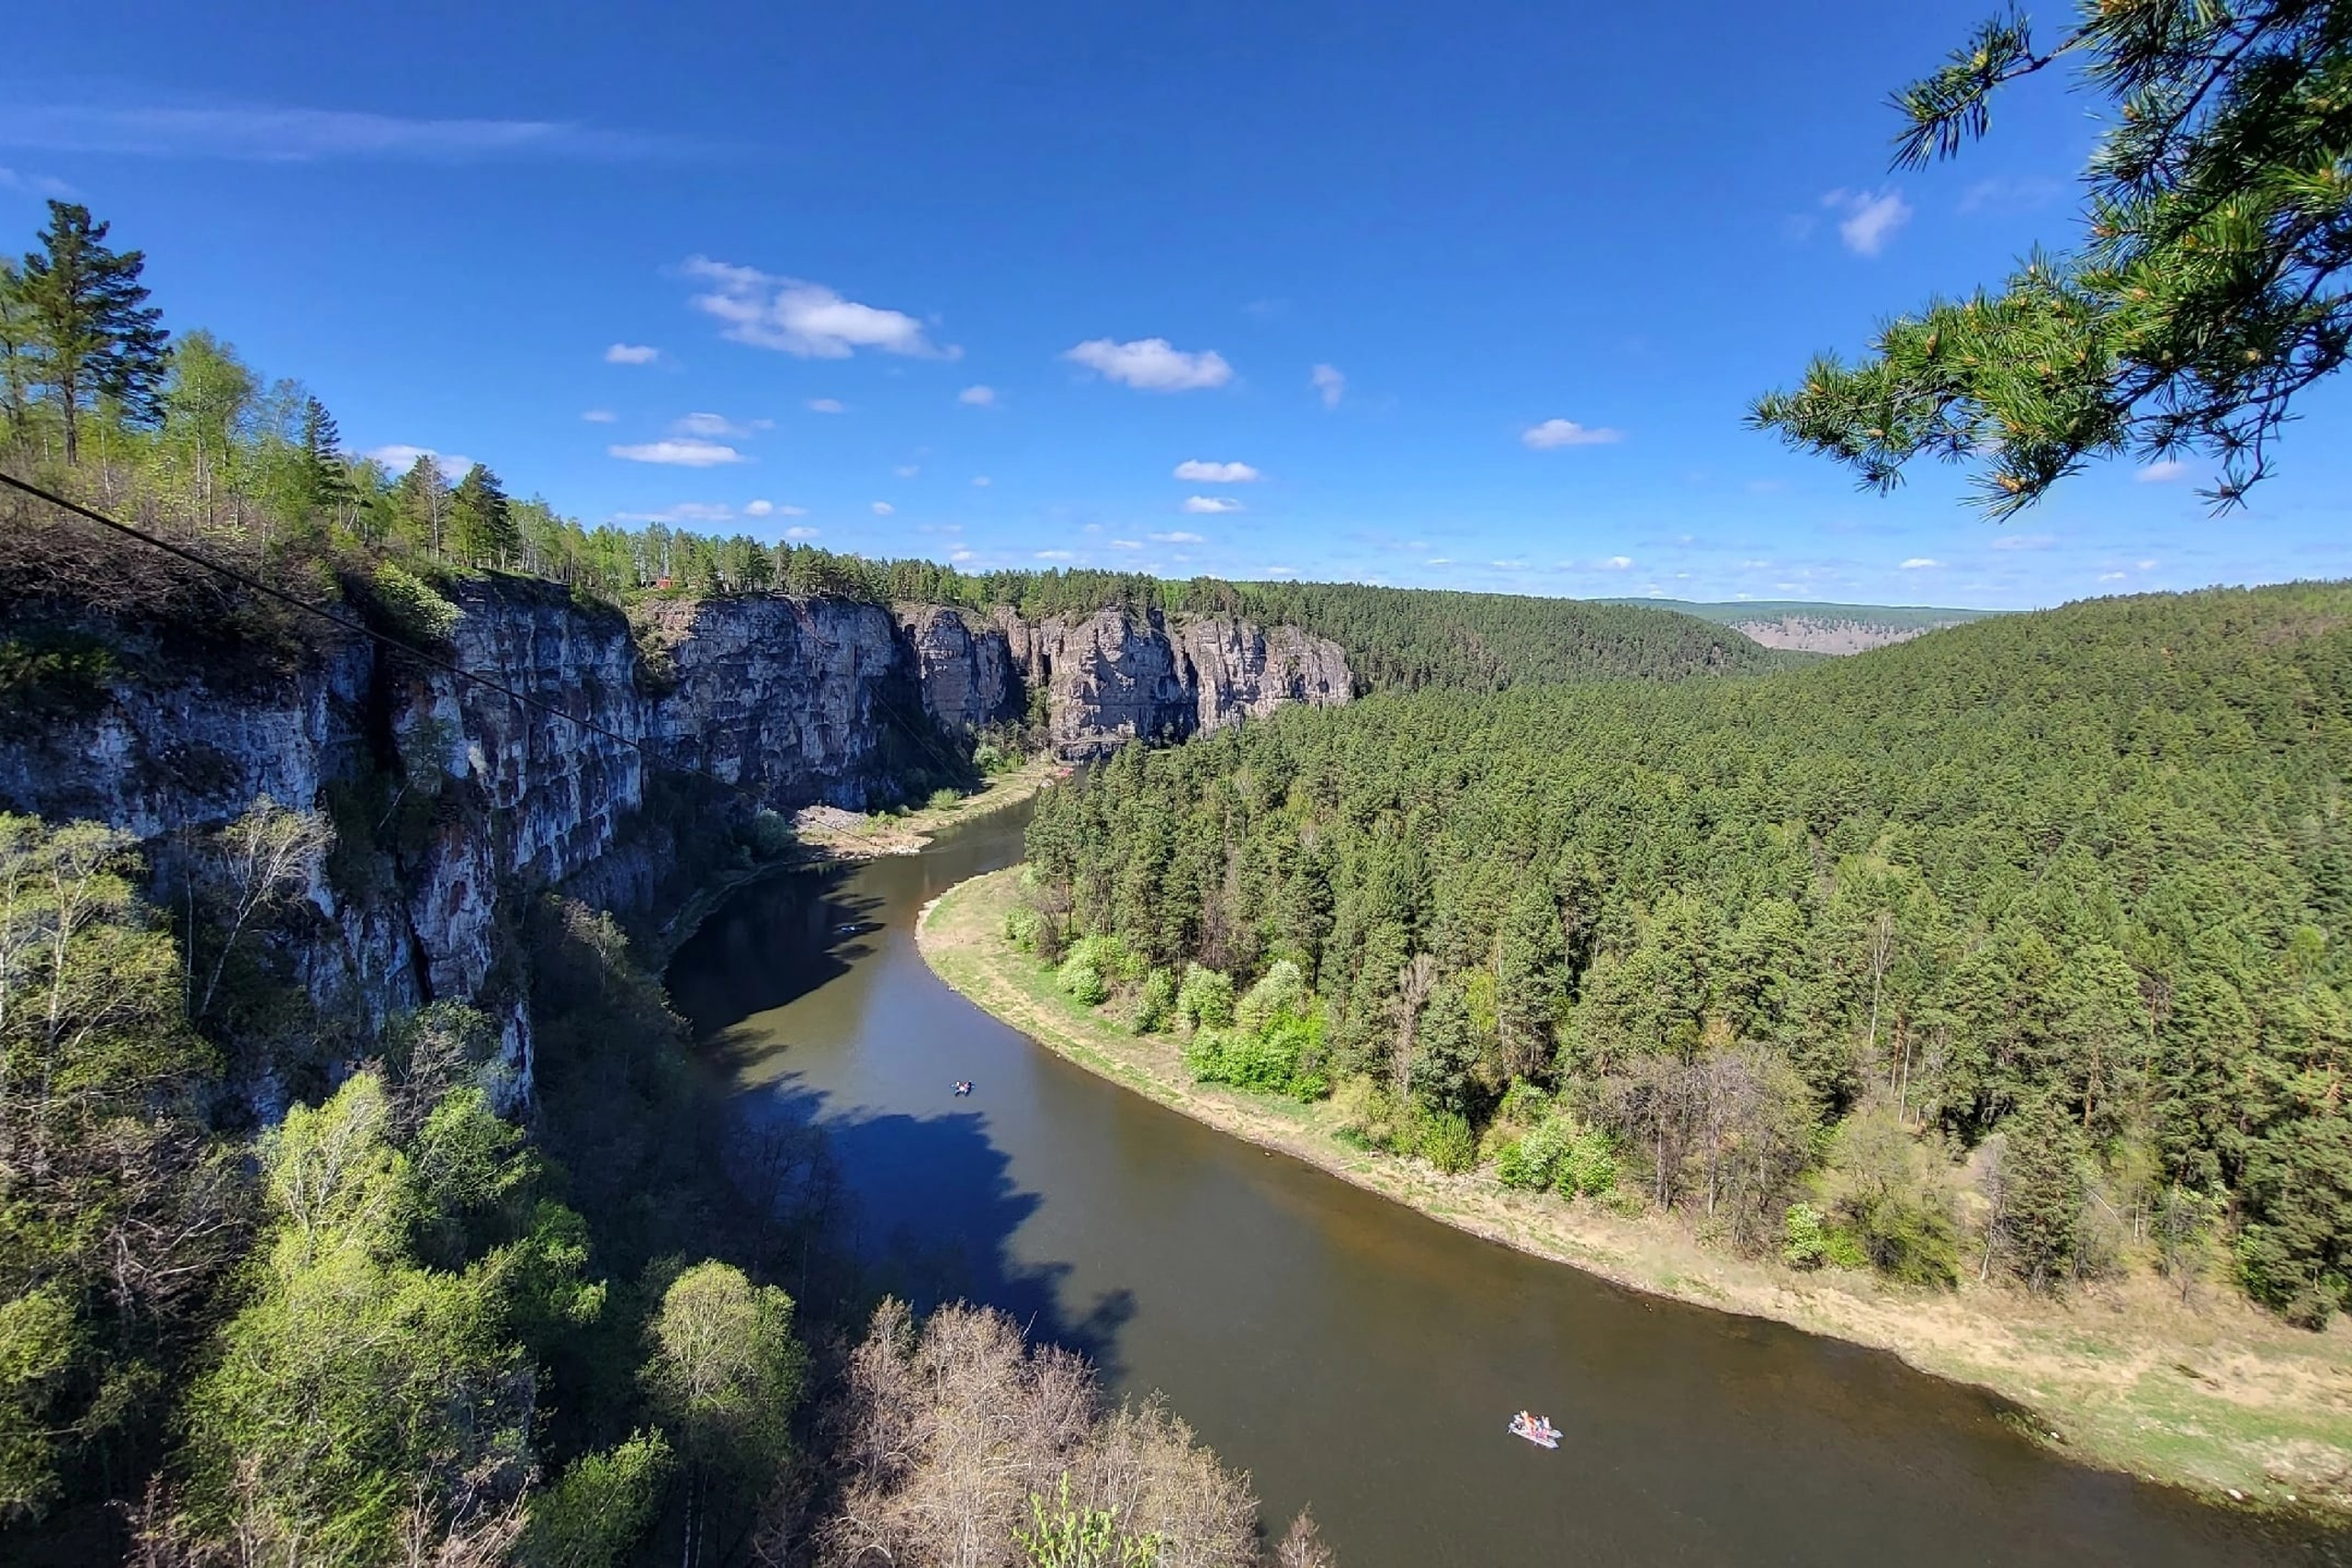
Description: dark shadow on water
666,863,878,1037
716,1062,1135,1381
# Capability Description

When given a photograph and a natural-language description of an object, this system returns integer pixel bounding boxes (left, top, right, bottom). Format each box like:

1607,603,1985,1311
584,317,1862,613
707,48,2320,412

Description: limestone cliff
0,579,1349,1100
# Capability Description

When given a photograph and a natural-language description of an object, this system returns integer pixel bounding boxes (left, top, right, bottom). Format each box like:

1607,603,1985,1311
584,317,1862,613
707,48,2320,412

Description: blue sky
3,2,2346,609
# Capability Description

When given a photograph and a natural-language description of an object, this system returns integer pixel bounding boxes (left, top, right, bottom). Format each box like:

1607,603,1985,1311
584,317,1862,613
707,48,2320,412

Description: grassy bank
918,865,2352,1518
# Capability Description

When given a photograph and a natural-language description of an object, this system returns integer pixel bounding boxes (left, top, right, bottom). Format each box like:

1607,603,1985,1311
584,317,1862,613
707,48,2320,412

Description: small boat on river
1508,1412,1559,1449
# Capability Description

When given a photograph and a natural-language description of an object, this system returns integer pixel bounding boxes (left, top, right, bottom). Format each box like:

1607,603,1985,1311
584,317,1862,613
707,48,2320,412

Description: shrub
1419,1111,1477,1175
1174,964,1235,1032
926,786,964,811
372,560,461,644
1556,1126,1619,1199
1235,959,1308,1036
1056,953,1110,1008
1782,1202,1830,1269
1003,905,1046,954
1063,933,1144,984
1133,968,1176,1034
1182,1028,1229,1083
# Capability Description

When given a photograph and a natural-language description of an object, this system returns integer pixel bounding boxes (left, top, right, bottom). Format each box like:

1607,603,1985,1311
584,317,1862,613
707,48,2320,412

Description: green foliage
639,1260,804,1482
12,200,168,461
369,558,461,645
1754,2,2352,512
1782,1202,1831,1269
1235,958,1309,1036
1057,950,1112,1008
1014,1472,1164,1568
1027,584,2352,1320
1174,964,1236,1032
1417,1111,1478,1176
522,1430,673,1568
1497,1113,1617,1200
1822,1112,1961,1289
928,785,967,811
1132,967,1176,1034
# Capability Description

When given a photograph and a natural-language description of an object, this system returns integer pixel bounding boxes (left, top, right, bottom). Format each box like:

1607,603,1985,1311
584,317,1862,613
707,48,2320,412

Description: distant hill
1594,598,1993,655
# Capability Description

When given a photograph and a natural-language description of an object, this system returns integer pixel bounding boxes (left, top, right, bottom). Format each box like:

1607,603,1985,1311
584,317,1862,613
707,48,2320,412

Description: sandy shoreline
916,864,2352,1519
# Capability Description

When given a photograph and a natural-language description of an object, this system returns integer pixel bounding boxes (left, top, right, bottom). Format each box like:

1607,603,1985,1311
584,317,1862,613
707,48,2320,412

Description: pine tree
450,463,516,568
1753,3,2352,513
300,396,355,526
16,200,169,462
0,258,36,442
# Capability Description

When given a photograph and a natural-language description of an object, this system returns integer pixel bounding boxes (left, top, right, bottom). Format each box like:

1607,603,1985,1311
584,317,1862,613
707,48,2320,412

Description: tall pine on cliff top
1753,0,2352,513
14,201,169,464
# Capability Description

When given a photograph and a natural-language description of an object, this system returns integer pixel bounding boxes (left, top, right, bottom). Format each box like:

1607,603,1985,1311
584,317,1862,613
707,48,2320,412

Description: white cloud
1063,337,1232,392
806,398,845,414
970,476,991,488
1900,557,1940,570
682,257,956,359
1990,533,2055,550
786,525,820,539
581,409,617,423
2099,571,2128,581
673,411,769,438
744,499,811,518
1823,187,1913,256
1603,555,1634,570
895,464,920,479
1035,549,1076,561
1266,565,1297,576
1182,496,1244,514
958,385,998,407
612,502,736,525
0,102,673,162
1959,177,2062,216
2137,459,2188,483
605,343,660,365
1110,539,1142,549
1310,363,1346,408
2137,558,2158,570
367,445,471,480
0,165,75,197
870,502,894,516
1521,418,1623,449
1173,459,1261,483
949,547,977,563
1150,531,1206,544
608,438,745,467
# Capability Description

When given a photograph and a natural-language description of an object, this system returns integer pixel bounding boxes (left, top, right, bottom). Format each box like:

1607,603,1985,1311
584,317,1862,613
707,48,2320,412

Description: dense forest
2,205,1360,1563
1023,583,2352,1323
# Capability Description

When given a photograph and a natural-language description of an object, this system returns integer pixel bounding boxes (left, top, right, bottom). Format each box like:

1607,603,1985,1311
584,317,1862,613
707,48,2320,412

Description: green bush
1235,959,1308,1036
1840,1188,1960,1287
1063,933,1144,984
926,786,965,811
1004,905,1046,954
1782,1202,1830,1269
1133,968,1176,1034
1174,964,1235,1031
372,560,461,644
1419,1111,1477,1175
1182,1028,1229,1083
1056,953,1110,1008
748,809,792,860
1556,1126,1619,1199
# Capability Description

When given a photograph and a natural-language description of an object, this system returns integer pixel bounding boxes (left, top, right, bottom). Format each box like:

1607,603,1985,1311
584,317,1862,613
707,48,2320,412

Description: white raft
1508,1413,1560,1450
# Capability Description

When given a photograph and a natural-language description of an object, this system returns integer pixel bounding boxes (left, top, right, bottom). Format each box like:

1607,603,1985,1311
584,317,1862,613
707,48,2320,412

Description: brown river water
665,805,2346,1568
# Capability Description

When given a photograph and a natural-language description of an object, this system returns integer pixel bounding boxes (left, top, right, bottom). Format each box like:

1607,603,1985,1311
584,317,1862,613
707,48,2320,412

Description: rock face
0,581,1350,1101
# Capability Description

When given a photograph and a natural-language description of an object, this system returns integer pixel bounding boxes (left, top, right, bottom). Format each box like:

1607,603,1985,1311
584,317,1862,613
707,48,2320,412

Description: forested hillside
1023,583,2352,1323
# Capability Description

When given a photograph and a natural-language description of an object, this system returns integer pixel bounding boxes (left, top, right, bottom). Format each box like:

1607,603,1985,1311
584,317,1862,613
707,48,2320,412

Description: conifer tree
1754,2,2352,513
16,200,169,462
451,462,517,567
0,259,35,442
299,395,355,526
394,453,452,556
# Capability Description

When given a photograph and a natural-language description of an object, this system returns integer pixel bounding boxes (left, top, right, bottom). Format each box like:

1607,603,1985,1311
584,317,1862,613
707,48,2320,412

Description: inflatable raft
1508,1413,1559,1449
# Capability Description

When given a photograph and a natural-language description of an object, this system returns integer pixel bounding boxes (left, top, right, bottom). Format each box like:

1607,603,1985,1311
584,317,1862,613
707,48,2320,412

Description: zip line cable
0,467,983,807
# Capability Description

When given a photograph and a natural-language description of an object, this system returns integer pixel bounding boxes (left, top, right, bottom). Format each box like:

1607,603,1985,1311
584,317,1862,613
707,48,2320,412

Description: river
665,805,2341,1567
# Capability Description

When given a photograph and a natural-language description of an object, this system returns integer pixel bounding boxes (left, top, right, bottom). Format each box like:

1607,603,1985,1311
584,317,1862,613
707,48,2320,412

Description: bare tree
1388,953,1437,1100
189,796,332,1021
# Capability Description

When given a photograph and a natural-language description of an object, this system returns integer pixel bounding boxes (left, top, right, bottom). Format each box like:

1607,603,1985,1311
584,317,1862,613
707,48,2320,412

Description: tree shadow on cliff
724,1075,1136,1381
663,863,881,1034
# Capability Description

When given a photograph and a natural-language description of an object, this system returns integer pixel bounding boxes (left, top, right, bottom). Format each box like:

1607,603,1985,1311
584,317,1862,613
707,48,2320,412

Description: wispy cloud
367,445,470,479
806,398,846,414
1182,497,1243,515
0,164,74,197
1173,459,1260,483
2137,459,2188,483
1990,532,2055,551
1063,337,1232,392
958,385,998,407
1310,363,1346,408
2099,571,2128,581
1521,418,1623,449
672,411,769,438
1150,531,1207,544
1959,176,2063,216
683,257,956,359
605,343,660,366
1823,186,1913,256
0,101,682,163
580,409,617,423
743,500,808,518
1035,549,1076,561
1900,557,1940,570
608,438,744,467
894,464,921,479
786,525,820,539
971,476,991,488
870,502,894,516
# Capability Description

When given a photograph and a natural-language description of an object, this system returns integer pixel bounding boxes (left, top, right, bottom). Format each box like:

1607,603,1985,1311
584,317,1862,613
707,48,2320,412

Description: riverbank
917,865,2352,1519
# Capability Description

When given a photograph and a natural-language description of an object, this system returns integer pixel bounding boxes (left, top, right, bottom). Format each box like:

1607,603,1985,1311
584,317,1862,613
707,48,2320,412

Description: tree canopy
1752,1,2352,513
